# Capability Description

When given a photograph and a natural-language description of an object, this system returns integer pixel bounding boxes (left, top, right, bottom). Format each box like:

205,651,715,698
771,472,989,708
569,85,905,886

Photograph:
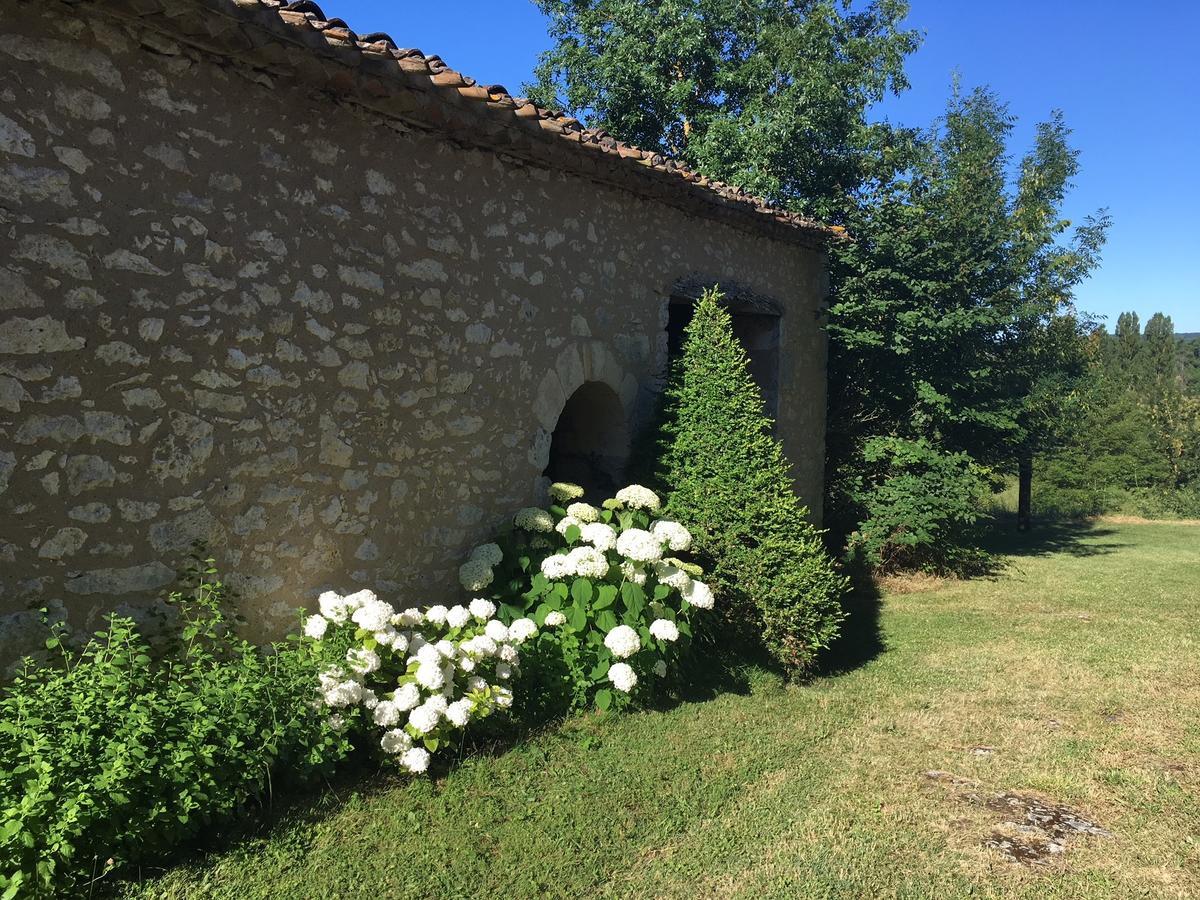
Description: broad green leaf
594,585,618,610
571,578,594,606
595,689,613,711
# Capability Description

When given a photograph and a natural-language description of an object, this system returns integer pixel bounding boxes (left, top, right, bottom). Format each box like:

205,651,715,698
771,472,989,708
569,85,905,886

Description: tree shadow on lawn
815,562,886,678
980,514,1130,561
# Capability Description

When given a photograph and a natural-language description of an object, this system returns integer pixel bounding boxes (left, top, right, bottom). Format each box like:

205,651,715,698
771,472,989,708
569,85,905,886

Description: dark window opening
543,381,631,499
666,298,781,419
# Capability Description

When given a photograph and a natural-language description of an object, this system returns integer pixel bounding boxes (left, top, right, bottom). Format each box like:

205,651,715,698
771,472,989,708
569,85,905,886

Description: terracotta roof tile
68,0,842,245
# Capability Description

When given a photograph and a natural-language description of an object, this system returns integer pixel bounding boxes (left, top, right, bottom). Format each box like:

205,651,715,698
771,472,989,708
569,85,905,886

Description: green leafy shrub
841,436,997,573
0,558,346,897
467,482,713,717
654,289,847,676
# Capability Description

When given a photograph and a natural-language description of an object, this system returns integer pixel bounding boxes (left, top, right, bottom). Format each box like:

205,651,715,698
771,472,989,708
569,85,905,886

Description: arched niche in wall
543,381,630,498
666,277,782,419
530,341,641,501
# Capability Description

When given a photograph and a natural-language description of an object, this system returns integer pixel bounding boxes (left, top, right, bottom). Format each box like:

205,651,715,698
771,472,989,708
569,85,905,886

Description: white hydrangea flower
351,597,396,633
393,682,421,711
424,694,449,715
649,619,680,642
458,558,494,593
462,634,498,658
406,634,429,660
318,591,352,624
458,655,476,673
620,561,648,585
466,675,489,693
304,614,328,639
373,700,400,727
469,598,497,621
615,485,661,511
416,644,443,668
514,506,555,533
494,687,514,708
508,618,538,643
446,605,471,629
604,625,641,659
608,662,638,692
653,660,668,677
415,661,445,690
408,703,441,734
549,482,585,502
682,579,715,610
435,639,457,660
424,605,449,626
617,528,663,563
544,610,566,627
650,519,693,552
341,589,375,613
326,714,347,731
652,561,692,592
381,728,412,754
579,522,618,552
498,643,519,664
346,647,381,675
555,515,584,537
446,699,472,727
495,661,513,681
322,678,364,708
567,545,610,579
373,627,402,649
565,502,600,522
402,746,431,774
540,553,573,580
361,689,379,710
484,620,509,642
395,608,424,627
469,542,504,566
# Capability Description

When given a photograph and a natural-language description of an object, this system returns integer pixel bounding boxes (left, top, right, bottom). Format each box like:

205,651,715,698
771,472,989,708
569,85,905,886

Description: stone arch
544,381,630,497
530,341,641,500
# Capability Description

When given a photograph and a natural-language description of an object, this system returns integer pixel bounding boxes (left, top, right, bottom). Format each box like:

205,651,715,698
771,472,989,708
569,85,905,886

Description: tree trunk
1017,452,1033,531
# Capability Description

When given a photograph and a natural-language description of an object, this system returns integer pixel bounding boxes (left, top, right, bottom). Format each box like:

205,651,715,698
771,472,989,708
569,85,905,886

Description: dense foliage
1038,315,1200,517
527,0,919,220
0,559,346,898
827,89,1108,560
655,290,846,675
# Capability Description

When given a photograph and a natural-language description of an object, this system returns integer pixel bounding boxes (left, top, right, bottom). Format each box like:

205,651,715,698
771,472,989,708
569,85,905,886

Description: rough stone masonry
0,0,834,661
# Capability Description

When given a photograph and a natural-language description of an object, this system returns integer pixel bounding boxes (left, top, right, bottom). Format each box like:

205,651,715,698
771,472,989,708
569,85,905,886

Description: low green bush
0,558,347,897
466,482,712,719
654,289,847,676
841,436,998,573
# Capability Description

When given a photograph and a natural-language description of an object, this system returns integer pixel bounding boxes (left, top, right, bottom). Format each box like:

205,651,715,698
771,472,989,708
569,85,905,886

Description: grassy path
127,523,1200,899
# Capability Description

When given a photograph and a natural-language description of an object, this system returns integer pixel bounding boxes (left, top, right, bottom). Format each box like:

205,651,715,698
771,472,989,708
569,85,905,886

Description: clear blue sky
328,1,1199,332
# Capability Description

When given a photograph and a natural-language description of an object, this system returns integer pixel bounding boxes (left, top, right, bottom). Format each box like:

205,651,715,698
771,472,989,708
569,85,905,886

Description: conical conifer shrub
655,288,846,675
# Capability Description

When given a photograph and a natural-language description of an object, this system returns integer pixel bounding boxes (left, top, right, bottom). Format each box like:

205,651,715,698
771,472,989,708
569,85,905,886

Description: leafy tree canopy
527,0,920,219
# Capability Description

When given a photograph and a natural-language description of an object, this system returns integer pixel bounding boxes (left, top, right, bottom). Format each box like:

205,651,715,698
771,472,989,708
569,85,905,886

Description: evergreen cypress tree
655,289,846,675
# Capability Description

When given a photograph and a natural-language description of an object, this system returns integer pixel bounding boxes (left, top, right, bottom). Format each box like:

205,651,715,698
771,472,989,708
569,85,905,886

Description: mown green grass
123,522,1199,899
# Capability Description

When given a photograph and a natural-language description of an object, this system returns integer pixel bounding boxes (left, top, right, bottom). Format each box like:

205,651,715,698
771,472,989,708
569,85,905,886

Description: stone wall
0,0,829,660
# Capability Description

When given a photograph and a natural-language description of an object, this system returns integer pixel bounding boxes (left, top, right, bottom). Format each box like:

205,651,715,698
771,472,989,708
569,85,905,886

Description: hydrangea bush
459,482,715,714
302,590,536,773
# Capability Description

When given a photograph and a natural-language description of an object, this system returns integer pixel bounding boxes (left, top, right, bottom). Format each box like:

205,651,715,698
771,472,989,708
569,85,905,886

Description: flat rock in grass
923,771,1111,866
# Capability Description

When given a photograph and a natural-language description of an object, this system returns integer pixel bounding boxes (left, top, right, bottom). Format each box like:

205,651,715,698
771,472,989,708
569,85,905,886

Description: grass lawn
124,522,1199,899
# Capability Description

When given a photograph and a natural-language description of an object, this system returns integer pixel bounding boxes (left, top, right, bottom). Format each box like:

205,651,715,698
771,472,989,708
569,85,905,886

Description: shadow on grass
980,514,1130,561
816,562,886,678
